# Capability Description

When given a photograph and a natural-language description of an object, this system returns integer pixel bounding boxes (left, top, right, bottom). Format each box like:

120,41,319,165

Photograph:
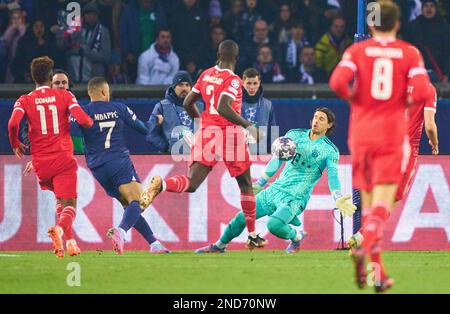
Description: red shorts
190,125,252,177
351,138,411,192
33,154,78,199
395,154,418,201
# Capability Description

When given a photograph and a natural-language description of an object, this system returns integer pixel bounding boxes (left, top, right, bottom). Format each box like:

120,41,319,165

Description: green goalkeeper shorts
256,186,306,225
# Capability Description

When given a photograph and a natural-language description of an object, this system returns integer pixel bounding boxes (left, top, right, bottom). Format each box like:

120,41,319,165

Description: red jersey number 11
37,105,59,135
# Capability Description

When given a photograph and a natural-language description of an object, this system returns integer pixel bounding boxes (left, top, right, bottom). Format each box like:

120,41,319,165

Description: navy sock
133,215,157,245
119,201,141,232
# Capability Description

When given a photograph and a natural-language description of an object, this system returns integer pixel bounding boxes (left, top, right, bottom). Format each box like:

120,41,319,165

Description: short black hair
88,77,108,93
315,107,336,136
53,69,73,89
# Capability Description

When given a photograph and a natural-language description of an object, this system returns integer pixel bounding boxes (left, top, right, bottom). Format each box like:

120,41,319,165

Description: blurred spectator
269,3,295,45
120,0,167,82
315,16,351,75
146,71,203,154
241,0,263,41
0,7,26,83
280,21,309,73
169,0,208,66
184,59,202,82
97,0,123,50
240,19,276,71
241,67,276,154
108,50,129,84
222,0,245,43
253,44,285,83
208,0,222,26
136,28,179,85
64,2,112,83
406,0,450,82
292,0,328,45
202,25,226,69
286,46,327,84
12,19,60,83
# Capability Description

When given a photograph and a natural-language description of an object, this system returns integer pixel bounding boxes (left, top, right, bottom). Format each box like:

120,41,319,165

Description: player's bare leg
48,198,77,258
236,168,267,250
56,198,80,256
140,162,211,209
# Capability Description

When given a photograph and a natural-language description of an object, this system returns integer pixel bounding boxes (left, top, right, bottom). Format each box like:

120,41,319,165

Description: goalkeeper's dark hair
315,107,336,136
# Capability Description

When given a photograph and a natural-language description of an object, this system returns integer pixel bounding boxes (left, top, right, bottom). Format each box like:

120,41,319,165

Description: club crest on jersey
231,79,240,89
311,150,319,159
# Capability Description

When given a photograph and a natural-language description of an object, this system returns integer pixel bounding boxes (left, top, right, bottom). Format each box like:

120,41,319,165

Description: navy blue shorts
91,157,141,199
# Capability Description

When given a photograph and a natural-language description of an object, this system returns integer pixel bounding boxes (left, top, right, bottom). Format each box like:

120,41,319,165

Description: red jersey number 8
371,58,393,100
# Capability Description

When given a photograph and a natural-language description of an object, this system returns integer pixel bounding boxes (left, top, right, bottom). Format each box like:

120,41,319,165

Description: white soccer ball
271,137,297,161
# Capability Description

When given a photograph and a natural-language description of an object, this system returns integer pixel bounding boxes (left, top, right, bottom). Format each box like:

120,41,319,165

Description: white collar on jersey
214,65,235,75
35,86,51,91
373,36,396,45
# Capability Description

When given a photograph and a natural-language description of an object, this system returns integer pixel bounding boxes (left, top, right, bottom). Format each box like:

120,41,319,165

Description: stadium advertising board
1,156,449,251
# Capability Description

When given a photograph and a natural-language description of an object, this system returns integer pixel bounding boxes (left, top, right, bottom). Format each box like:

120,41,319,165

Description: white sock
249,231,257,238
151,240,161,247
66,239,77,246
215,241,226,249
293,231,305,242
161,180,167,192
118,227,127,240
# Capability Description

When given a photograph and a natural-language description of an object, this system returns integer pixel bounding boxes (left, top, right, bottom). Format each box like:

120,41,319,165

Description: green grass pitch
1,250,450,294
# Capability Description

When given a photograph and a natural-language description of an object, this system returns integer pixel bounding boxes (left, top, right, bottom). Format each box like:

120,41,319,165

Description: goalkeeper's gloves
253,174,270,195
333,191,356,218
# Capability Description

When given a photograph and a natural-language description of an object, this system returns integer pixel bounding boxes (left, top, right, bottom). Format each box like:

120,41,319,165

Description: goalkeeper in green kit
196,107,356,253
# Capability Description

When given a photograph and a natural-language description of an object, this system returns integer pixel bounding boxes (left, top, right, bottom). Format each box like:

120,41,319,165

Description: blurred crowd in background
1,0,450,85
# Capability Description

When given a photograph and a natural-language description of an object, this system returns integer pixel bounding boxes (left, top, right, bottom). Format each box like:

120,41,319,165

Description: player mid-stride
8,56,94,258
140,40,267,249
80,78,170,254
347,83,439,248
195,108,356,254
330,0,432,292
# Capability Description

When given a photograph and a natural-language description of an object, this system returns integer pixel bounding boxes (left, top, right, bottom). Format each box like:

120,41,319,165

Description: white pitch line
0,254,21,257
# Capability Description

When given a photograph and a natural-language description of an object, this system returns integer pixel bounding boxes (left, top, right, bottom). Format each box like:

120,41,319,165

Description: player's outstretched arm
183,91,202,119
70,105,93,128
8,108,27,158
326,150,356,218
253,155,284,194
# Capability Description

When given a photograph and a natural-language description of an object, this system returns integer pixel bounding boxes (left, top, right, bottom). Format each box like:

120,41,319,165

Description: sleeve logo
231,79,240,89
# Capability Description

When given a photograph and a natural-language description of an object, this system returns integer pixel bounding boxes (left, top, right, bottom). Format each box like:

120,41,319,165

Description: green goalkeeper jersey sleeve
270,128,341,203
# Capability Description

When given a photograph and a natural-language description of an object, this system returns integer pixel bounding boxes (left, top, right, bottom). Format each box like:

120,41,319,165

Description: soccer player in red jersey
396,83,438,201
7,57,93,258
329,1,432,292
140,40,267,249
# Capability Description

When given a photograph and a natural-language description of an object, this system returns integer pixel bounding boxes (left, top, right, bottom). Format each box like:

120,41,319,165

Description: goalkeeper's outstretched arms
253,155,284,194
326,149,356,218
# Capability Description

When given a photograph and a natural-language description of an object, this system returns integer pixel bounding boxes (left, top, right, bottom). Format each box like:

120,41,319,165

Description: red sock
164,175,190,193
361,203,390,252
56,203,62,221
241,194,256,233
57,206,76,236
370,241,387,281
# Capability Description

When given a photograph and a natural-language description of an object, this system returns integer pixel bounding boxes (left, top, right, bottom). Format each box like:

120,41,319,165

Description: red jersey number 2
206,85,219,115
371,58,394,100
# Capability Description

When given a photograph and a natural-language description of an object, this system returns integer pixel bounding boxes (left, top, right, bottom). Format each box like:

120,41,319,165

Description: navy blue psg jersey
81,101,148,169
